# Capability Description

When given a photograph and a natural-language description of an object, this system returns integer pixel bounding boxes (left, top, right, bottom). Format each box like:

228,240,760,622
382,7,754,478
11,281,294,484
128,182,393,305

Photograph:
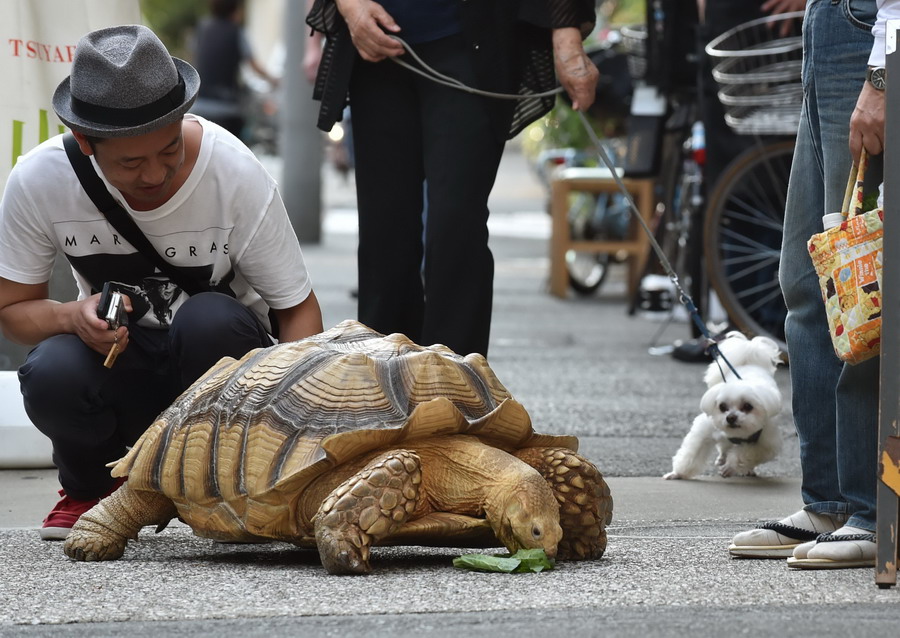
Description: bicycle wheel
703,139,793,351
567,251,610,295
565,190,616,296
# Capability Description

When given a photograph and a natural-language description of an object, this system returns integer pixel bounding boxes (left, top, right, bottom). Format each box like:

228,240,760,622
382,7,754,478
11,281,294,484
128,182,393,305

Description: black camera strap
63,133,207,296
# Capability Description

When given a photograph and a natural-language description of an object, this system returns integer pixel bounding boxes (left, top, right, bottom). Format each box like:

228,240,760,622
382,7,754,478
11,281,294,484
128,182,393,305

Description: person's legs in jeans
784,0,879,533
730,0,878,559
20,333,177,501
728,128,849,553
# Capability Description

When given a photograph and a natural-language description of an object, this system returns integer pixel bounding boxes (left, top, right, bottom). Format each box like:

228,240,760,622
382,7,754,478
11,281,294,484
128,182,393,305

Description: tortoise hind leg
513,447,613,560
314,449,422,575
64,482,177,562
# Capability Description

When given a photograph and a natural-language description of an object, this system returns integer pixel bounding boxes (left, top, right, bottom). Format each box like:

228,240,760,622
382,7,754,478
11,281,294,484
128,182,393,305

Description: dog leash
387,36,742,381
573,109,741,381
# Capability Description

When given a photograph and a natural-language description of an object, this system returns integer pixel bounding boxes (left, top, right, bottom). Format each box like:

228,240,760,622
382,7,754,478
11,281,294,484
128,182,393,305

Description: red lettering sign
8,39,75,62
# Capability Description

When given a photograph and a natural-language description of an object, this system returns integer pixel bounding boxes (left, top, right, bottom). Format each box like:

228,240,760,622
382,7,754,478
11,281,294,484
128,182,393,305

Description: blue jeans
18,293,273,500
780,0,879,531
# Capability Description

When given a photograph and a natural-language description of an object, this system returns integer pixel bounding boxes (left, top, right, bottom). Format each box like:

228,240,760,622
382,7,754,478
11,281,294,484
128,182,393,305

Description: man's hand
552,27,599,111
335,0,404,62
0,277,132,355
850,82,886,161
79,292,131,357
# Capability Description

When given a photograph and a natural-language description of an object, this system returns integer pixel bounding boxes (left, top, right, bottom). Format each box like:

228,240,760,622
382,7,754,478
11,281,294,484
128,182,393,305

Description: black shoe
671,337,713,363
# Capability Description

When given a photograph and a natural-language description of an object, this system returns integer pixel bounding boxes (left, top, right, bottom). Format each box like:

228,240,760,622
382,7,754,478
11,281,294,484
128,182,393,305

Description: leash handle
389,36,565,100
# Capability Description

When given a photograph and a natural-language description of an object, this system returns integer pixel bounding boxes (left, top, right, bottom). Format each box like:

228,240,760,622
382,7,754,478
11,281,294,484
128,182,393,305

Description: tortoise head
494,475,563,559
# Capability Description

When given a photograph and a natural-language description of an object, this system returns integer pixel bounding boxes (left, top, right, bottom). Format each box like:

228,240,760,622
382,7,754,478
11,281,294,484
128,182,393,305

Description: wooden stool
549,167,656,301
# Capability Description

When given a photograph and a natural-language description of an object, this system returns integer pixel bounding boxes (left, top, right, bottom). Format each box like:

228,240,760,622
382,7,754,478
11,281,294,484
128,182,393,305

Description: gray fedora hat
53,24,200,138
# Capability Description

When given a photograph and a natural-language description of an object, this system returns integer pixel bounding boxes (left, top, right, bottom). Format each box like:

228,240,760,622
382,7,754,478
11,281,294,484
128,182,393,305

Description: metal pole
875,20,900,589
279,0,323,244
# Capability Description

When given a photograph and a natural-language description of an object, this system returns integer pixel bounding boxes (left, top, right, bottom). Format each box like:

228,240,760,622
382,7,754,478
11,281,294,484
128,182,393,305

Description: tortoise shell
112,320,577,540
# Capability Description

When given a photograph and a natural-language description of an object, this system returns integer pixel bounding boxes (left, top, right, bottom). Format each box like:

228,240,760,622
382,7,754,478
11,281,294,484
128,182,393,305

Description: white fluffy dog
663,332,783,480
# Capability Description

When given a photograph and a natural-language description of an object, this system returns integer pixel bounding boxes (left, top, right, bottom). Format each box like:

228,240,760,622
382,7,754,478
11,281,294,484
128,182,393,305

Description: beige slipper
787,527,876,569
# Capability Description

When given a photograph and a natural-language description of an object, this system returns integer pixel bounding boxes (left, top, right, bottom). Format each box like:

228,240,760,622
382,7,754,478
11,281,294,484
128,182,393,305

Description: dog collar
728,430,762,445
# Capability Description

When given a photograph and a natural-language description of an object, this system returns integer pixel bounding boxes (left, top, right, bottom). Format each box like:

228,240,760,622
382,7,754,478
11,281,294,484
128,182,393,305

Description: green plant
520,98,623,163
140,0,207,58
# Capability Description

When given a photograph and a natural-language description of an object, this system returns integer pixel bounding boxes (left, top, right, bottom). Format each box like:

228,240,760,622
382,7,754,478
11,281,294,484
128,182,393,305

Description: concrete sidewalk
0,151,896,636
0,468,804,530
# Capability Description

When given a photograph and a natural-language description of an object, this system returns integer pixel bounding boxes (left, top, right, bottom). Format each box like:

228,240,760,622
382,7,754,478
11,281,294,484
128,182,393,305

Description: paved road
0,150,896,636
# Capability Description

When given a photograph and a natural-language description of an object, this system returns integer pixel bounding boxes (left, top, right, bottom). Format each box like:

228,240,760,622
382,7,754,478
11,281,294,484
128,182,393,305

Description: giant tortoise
64,320,613,574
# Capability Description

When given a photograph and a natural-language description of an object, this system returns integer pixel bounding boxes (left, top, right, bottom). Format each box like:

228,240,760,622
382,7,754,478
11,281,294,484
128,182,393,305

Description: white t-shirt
0,115,312,333
870,0,900,67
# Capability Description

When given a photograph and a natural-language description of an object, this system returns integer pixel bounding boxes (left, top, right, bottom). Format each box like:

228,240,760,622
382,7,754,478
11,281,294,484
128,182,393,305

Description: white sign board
1,0,141,190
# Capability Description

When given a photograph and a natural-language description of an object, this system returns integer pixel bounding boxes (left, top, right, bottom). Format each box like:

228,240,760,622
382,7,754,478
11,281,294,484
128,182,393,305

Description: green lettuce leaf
452,549,555,573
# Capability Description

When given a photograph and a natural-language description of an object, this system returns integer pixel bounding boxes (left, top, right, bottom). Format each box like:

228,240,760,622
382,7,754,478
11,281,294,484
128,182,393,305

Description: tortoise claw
314,527,371,575
62,485,175,562
64,521,128,562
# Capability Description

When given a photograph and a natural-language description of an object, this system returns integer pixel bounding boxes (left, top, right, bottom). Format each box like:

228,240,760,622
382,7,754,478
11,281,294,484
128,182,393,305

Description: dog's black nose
726,414,738,426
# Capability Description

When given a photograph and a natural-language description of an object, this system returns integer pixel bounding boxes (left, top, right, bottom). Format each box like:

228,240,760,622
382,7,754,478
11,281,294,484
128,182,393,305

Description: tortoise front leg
314,449,422,575
64,482,177,561
513,447,613,560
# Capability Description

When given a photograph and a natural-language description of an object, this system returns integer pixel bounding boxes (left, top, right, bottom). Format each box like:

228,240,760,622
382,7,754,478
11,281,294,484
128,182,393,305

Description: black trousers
18,292,272,500
349,33,509,357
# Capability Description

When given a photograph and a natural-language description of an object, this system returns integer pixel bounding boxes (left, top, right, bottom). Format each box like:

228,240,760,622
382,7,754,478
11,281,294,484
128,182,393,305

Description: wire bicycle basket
705,11,804,135
620,23,647,81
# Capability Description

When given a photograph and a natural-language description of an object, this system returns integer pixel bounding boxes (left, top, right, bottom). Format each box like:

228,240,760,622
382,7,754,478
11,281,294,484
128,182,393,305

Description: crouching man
0,25,323,539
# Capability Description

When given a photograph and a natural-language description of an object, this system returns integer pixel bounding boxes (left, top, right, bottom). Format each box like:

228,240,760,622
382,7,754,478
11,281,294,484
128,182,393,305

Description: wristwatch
866,66,886,91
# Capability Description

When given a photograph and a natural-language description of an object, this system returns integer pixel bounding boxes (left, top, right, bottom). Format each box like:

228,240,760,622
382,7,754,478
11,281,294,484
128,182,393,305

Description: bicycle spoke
720,201,785,233
717,243,780,259
748,145,791,214
733,285,784,316
720,254,779,281
740,161,790,224
718,247,779,264
718,225,782,253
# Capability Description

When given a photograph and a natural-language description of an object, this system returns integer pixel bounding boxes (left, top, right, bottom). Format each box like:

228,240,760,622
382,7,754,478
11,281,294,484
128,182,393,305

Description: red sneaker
39,477,126,541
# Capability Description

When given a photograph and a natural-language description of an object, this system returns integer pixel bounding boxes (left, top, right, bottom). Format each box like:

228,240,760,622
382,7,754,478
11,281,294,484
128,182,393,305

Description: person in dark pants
672,0,805,362
191,0,278,140
307,0,598,356
0,25,323,540
18,292,275,511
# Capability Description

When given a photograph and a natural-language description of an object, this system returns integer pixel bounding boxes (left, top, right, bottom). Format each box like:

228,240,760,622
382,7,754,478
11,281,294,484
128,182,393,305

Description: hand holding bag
807,150,883,364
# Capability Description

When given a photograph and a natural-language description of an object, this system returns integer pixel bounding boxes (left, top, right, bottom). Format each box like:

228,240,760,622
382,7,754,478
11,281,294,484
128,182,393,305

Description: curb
0,371,53,469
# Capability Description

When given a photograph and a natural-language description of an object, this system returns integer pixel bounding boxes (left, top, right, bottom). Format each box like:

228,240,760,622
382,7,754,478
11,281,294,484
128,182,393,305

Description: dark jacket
195,16,243,102
306,0,596,139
